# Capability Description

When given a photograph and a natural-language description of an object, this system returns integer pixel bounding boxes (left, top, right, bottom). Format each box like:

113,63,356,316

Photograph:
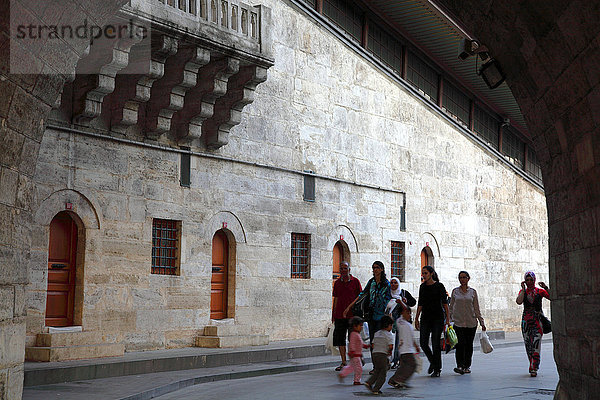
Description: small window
303,172,315,202
291,233,311,279
442,80,470,126
526,146,543,184
474,104,499,150
323,0,363,42
367,23,403,73
152,219,181,275
180,148,191,187
502,128,525,169
406,51,439,102
391,241,405,281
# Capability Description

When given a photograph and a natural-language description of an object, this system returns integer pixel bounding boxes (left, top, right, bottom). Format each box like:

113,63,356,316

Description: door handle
51,264,67,269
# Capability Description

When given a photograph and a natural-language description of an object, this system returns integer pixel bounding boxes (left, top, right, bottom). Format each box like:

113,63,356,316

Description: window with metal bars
473,104,499,150
391,241,405,282
526,146,543,183
442,80,470,126
406,51,438,102
502,128,525,169
323,0,363,42
368,23,403,74
152,219,181,275
291,233,311,279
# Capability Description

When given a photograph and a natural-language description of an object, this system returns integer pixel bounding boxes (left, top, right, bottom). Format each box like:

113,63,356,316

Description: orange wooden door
46,212,77,327
210,230,229,319
332,242,342,286
421,249,427,267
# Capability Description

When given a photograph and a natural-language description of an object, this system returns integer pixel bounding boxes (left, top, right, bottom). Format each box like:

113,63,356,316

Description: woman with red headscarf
516,271,550,377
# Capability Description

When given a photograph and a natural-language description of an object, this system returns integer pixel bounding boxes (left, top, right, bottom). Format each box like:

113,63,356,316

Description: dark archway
436,1,600,398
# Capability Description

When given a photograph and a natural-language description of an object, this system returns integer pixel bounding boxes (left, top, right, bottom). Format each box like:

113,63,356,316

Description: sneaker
353,381,362,385
530,371,537,377
463,367,471,374
391,361,398,369
453,367,464,375
389,380,409,389
430,371,441,377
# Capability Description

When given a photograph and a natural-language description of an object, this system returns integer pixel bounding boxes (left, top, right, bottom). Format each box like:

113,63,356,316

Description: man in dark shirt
332,261,362,370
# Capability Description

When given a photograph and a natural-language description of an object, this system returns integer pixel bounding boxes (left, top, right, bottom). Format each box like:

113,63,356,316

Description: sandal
335,363,346,371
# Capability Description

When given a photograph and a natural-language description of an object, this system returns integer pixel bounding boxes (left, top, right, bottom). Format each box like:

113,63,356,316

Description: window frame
291,232,311,279
390,241,405,282
151,218,182,276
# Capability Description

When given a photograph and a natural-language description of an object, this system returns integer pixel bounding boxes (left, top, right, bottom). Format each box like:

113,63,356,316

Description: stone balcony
51,0,274,150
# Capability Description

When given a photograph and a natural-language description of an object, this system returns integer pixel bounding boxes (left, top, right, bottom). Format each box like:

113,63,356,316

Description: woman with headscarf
516,271,550,377
385,277,416,368
344,261,391,369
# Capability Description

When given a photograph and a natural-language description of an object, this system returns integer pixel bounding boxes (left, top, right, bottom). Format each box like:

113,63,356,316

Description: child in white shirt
388,306,421,388
364,316,395,394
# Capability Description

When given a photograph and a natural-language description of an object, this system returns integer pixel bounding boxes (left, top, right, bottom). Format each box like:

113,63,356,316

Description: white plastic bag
480,331,494,354
361,321,370,342
326,323,340,356
414,353,423,373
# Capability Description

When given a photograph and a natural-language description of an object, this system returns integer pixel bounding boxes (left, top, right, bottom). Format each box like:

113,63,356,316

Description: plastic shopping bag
325,323,340,356
361,321,370,342
414,352,423,374
446,325,458,349
480,331,493,354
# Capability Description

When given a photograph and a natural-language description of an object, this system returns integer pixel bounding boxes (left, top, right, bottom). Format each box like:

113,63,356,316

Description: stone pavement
23,332,554,400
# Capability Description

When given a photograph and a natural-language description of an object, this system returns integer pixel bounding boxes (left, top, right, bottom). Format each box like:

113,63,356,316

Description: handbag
480,331,493,354
351,292,369,319
540,312,552,334
414,353,423,374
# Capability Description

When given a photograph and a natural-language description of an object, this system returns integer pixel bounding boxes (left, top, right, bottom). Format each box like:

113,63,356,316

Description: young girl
338,316,370,385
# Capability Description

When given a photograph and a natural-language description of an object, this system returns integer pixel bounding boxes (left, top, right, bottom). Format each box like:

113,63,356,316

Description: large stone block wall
26,0,548,349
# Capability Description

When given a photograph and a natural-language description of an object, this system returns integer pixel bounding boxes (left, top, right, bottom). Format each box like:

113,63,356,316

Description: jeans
454,326,477,369
419,318,444,372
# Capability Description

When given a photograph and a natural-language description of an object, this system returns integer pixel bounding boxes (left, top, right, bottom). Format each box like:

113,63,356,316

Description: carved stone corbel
142,45,211,139
171,56,240,145
202,65,268,149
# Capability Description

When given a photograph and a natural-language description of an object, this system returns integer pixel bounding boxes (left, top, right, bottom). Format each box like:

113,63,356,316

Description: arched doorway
210,230,229,320
46,211,78,327
332,240,350,285
420,246,434,268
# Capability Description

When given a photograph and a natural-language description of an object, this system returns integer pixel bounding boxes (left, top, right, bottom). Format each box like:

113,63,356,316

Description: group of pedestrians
331,261,551,395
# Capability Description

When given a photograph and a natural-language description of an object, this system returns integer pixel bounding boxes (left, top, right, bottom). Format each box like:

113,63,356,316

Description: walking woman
516,271,550,377
415,266,449,377
386,277,416,368
345,261,391,364
449,271,486,374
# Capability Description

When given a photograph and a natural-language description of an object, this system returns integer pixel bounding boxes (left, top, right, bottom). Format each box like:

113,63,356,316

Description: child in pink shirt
338,317,370,385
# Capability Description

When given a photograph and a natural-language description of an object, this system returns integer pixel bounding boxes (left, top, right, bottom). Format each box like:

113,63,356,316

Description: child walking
364,315,395,395
388,306,420,389
338,316,370,385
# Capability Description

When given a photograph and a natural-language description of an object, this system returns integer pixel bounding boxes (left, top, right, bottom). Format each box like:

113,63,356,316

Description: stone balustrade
51,0,273,150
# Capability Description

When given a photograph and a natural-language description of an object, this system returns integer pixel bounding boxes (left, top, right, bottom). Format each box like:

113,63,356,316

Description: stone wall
26,0,548,350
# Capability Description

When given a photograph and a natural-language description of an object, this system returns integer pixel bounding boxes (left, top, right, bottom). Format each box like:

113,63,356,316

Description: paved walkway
23,332,555,400
156,343,557,400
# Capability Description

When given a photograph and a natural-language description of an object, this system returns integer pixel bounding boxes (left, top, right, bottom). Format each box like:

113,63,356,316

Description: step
24,338,329,387
25,343,125,362
195,334,269,348
36,331,110,347
202,325,264,337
